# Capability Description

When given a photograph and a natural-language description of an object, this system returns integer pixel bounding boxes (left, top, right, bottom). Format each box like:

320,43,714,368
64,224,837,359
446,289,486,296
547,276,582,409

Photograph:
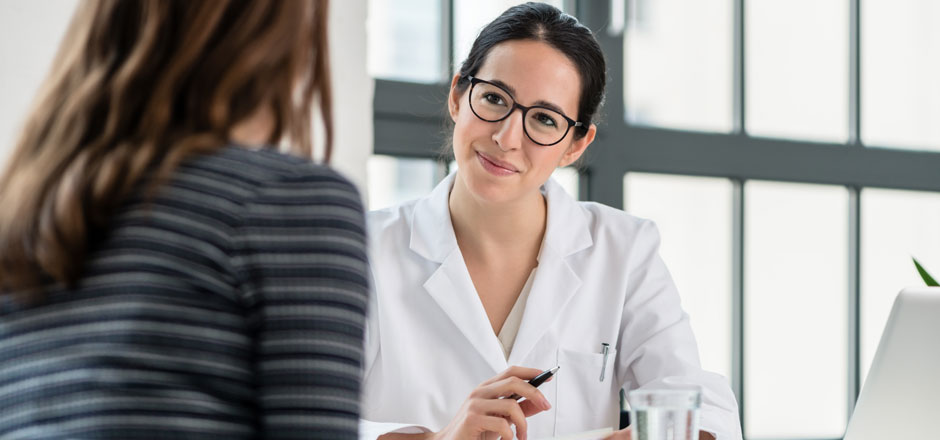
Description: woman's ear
448,73,462,122
559,123,596,167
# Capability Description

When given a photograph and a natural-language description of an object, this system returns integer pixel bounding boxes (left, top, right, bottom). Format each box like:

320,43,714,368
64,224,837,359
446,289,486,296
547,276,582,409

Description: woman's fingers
474,376,551,411
518,398,545,417
449,366,556,439
475,414,515,440
465,397,529,439
479,365,545,387
488,398,529,440
602,428,632,440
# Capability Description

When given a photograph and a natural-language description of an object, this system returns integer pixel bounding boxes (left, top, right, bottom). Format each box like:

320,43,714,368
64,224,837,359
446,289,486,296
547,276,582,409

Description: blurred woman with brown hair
0,1,367,439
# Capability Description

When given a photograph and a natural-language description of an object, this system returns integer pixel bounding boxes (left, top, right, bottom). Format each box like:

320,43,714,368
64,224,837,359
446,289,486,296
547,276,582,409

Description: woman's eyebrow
532,100,567,115
489,78,517,96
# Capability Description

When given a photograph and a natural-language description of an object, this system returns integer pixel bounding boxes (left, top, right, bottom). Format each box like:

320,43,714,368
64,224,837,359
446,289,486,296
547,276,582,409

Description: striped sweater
0,146,369,439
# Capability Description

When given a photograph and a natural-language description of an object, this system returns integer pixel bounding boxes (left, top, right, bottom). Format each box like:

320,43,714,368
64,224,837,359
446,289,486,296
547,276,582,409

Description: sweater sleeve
233,166,370,440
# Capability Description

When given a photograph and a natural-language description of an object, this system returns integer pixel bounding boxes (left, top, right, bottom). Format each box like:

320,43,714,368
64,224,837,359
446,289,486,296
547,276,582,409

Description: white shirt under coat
360,173,743,440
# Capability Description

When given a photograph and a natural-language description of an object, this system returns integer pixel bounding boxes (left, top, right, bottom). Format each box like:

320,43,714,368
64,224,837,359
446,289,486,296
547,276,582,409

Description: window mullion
848,0,861,146
732,179,746,437
733,0,746,135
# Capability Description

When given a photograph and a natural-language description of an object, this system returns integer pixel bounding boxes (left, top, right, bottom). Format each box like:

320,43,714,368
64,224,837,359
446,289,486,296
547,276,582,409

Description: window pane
367,0,442,83
862,0,940,151
746,0,848,142
367,155,442,210
860,189,940,382
623,173,733,381
453,0,563,70
744,181,848,438
624,0,733,132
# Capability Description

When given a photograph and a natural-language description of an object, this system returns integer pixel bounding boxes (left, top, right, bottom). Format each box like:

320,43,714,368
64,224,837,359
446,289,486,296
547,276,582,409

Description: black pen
505,366,560,401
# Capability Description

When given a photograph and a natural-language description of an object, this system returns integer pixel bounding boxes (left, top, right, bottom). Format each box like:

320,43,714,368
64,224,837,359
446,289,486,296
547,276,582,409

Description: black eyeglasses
466,76,584,147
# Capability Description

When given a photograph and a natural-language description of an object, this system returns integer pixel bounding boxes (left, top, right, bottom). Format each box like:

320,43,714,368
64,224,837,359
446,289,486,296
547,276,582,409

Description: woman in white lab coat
361,3,742,440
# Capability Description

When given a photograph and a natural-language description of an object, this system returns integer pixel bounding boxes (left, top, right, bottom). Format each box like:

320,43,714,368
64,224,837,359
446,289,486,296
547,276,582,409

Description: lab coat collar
409,173,458,263
539,175,594,258
411,172,594,373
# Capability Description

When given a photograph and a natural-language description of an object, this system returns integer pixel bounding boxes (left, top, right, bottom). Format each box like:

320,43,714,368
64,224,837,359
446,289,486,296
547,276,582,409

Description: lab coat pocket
555,347,620,435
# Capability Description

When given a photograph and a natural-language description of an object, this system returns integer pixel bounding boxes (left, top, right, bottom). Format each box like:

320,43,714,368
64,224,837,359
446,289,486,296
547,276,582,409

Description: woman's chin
461,172,527,206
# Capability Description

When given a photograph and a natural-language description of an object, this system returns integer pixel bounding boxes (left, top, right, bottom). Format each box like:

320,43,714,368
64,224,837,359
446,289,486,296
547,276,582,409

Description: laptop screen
844,287,940,440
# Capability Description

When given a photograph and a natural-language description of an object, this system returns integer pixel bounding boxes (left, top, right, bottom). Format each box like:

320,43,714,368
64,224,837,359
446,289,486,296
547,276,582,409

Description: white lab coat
360,173,742,440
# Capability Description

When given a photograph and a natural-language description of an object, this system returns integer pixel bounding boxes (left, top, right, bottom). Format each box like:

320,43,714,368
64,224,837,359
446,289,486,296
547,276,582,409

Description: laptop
844,287,940,440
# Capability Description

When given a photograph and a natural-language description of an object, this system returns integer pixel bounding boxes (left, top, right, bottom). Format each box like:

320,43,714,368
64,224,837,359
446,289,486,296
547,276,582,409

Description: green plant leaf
913,257,939,287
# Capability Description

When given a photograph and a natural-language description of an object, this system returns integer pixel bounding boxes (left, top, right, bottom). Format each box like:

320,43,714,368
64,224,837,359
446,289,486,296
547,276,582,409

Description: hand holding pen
429,366,557,440
503,366,559,401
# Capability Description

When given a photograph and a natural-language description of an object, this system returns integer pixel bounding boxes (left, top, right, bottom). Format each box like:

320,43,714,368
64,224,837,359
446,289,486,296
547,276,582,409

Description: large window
624,0,733,132
861,0,940,151
368,1,940,439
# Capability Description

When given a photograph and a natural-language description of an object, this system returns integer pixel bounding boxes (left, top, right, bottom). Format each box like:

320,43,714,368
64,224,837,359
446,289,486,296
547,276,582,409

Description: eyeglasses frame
466,75,584,147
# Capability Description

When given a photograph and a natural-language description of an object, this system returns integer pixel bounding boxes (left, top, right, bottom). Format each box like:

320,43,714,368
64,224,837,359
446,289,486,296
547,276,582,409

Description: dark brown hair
0,0,332,299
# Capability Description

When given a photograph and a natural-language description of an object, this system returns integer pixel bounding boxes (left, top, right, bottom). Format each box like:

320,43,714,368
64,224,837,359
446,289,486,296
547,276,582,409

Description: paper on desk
537,427,613,440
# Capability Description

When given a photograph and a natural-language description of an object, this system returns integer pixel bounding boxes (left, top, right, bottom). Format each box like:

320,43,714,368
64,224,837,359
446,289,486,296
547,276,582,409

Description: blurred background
2,1,939,439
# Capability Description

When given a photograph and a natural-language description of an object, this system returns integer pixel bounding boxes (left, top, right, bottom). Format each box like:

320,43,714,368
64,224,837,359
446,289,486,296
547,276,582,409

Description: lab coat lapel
411,173,509,375
424,250,509,374
507,178,593,366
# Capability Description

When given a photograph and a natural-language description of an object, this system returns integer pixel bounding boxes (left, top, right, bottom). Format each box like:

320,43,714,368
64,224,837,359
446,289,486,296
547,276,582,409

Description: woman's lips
476,152,518,176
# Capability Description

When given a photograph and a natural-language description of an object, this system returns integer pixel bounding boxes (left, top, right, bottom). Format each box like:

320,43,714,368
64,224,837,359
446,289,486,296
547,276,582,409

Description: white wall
0,0,78,165
327,0,372,194
0,1,372,193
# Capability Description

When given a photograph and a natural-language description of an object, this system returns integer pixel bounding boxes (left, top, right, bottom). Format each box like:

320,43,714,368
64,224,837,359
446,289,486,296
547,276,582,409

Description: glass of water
628,388,702,440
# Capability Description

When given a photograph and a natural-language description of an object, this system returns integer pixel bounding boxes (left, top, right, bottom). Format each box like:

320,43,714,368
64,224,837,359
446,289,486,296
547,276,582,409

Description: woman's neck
230,105,275,147
448,173,547,262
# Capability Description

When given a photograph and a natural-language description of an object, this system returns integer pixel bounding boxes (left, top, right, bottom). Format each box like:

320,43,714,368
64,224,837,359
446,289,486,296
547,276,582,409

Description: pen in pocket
599,343,610,381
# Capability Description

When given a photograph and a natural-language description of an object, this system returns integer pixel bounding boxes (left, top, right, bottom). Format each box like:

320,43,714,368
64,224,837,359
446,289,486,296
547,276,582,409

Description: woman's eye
534,112,558,127
484,93,505,106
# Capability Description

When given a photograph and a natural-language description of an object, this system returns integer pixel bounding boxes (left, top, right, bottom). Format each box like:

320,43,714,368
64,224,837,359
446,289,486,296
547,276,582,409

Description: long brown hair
0,0,333,299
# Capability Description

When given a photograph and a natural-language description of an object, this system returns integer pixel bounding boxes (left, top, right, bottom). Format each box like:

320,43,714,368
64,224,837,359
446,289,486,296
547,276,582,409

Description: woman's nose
492,107,525,151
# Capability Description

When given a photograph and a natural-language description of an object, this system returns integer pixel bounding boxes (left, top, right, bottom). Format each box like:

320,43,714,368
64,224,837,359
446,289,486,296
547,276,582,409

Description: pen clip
599,343,610,382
